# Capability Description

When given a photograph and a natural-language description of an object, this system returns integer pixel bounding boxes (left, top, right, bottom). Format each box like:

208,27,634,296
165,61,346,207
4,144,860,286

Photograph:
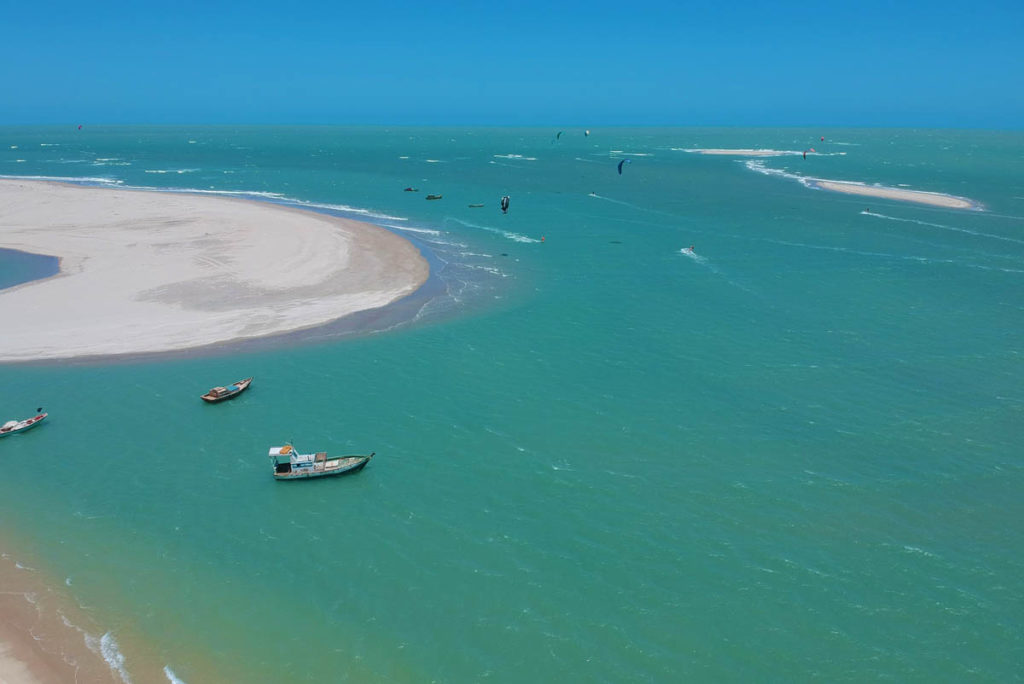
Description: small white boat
0,412,47,438
268,444,373,481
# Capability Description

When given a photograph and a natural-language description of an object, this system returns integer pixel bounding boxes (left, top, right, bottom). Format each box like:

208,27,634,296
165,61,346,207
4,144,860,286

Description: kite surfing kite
617,159,631,175
500,195,510,214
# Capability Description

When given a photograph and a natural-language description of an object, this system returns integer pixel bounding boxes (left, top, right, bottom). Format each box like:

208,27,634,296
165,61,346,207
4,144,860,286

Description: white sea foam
286,198,409,222
87,632,132,683
3,174,413,226
677,148,794,156
902,545,937,558
39,143,60,147
398,156,409,159
678,247,707,264
462,263,510,277
164,665,187,683
9,145,17,149
860,210,1024,245
187,140,197,144
15,159,26,163
492,154,538,161
681,148,845,158
424,159,442,163
744,160,975,208
144,169,199,174
610,150,652,157
446,217,540,243
385,224,441,236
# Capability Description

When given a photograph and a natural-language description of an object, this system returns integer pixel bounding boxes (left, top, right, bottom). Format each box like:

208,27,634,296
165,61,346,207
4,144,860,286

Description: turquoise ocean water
1,127,1022,682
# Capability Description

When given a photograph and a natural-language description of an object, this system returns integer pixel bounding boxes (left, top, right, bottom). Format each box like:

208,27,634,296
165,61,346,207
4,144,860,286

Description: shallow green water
1,126,1022,682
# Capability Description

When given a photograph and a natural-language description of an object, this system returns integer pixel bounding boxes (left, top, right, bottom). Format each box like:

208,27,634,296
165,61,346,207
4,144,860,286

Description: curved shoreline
0,179,430,363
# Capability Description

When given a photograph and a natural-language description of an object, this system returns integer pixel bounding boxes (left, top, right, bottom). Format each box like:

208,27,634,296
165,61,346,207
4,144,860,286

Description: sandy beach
0,549,122,684
0,179,429,362
812,179,977,209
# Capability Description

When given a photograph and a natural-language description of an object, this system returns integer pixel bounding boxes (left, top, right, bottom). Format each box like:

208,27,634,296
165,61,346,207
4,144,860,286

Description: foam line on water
84,632,132,683
587,193,682,220
861,210,1024,245
445,217,541,243
164,666,187,683
741,235,1023,273
2,174,415,224
0,173,124,185
676,248,760,296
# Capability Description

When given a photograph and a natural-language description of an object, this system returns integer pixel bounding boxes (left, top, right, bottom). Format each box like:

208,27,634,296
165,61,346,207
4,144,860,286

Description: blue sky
2,0,1021,126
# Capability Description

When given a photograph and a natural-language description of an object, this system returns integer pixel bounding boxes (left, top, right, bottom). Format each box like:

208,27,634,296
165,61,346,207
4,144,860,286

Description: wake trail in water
587,193,682,220
739,235,1024,274
861,210,1024,246
677,248,760,296
444,217,541,243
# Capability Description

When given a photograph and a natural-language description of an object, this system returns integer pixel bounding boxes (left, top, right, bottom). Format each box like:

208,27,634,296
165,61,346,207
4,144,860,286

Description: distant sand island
683,149,980,210
808,179,977,209
682,148,792,157
0,179,429,362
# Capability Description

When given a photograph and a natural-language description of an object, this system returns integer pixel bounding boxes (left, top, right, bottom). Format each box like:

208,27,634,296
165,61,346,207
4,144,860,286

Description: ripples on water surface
0,127,1022,681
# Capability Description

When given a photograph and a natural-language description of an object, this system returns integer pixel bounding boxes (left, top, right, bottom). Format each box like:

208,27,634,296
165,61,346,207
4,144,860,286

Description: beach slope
0,180,429,362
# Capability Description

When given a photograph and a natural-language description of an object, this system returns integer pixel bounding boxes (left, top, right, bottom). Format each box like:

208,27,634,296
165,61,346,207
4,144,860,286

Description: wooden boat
425,194,443,200
200,377,253,403
0,412,47,438
268,444,374,481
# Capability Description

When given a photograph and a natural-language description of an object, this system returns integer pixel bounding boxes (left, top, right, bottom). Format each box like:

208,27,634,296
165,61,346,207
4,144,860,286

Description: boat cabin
269,445,328,475
209,384,238,397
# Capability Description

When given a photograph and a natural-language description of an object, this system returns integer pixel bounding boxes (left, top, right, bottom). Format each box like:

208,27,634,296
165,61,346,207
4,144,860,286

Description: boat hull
272,455,372,481
200,377,253,403
0,413,47,437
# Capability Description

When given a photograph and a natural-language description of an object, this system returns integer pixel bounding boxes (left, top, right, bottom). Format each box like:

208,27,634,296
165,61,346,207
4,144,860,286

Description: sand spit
811,180,977,209
681,148,793,156
0,179,429,362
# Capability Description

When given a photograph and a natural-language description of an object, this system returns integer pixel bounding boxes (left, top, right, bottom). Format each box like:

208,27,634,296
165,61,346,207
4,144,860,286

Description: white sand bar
683,148,792,156
0,179,429,362
812,180,976,209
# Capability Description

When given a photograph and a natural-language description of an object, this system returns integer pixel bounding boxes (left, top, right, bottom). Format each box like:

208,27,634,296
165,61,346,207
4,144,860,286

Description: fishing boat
0,411,47,438
200,377,254,403
268,445,374,481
